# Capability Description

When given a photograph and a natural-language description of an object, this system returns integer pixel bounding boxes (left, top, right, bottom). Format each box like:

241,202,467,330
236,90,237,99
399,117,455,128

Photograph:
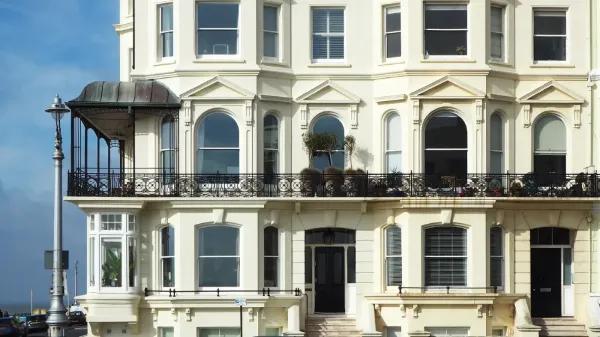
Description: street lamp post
45,94,70,337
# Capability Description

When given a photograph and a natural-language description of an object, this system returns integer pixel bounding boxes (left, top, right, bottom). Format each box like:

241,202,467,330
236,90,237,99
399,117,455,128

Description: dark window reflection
424,5,467,56
312,116,345,170
533,11,566,61
530,227,570,245
424,112,467,178
305,228,356,244
347,246,356,284
197,113,239,174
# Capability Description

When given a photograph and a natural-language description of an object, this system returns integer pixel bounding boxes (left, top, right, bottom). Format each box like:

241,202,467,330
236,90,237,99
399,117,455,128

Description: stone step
306,332,362,337
306,325,362,332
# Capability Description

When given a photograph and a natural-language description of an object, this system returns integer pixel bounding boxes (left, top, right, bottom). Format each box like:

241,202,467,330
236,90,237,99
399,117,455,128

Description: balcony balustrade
67,171,598,198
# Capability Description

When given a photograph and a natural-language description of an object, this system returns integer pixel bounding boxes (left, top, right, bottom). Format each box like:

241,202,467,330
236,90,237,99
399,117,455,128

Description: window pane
161,118,174,149
534,37,566,61
425,31,467,56
161,6,173,31
533,154,566,175
264,150,278,175
329,36,345,59
197,149,239,174
197,3,239,29
563,248,572,285
491,7,503,32
198,113,239,148
347,246,356,283
264,227,279,256
162,32,174,58
387,256,402,286
265,328,281,336
386,7,401,32
490,152,503,174
425,113,467,149
386,152,402,173
312,35,328,59
101,238,122,287
491,33,502,59
425,227,467,287
313,116,344,145
161,226,175,256
264,115,279,149
312,9,328,33
386,226,402,255
534,12,566,35
425,258,466,286
490,256,503,287
425,150,467,177
264,256,278,287
425,5,467,29
534,116,566,153
490,114,503,150
199,329,221,337
264,32,278,58
161,327,174,337
198,30,238,55
328,9,344,33
386,32,402,58
128,237,137,287
89,237,95,286
387,114,402,150
221,328,241,337
490,227,503,287
425,227,467,256
162,257,175,288
199,257,239,287
198,226,239,256
264,6,278,32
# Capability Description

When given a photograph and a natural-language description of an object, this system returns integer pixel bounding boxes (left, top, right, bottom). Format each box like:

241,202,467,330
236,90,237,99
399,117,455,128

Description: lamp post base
48,326,66,337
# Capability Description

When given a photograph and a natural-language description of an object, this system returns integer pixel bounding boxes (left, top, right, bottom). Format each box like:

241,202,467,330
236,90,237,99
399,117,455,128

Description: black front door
315,247,345,313
531,248,562,317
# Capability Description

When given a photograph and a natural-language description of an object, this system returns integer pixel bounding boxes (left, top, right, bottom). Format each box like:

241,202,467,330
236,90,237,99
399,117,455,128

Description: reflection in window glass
197,3,239,55
312,116,345,170
490,227,503,288
491,6,504,60
128,237,137,287
264,115,279,175
264,226,279,287
563,248,572,285
264,6,279,58
533,115,566,178
197,113,239,174
161,115,176,181
386,113,402,172
89,237,95,286
159,5,174,58
160,327,174,337
386,226,402,286
198,226,240,287
347,246,356,284
161,226,175,288
305,247,312,283
424,112,467,177
384,6,401,59
533,10,566,61
101,238,122,287
424,227,467,287
101,214,123,231
490,114,503,174
198,328,241,337
312,8,345,60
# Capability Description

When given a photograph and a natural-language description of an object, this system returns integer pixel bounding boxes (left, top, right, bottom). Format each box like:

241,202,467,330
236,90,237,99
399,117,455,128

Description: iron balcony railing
67,171,599,198
397,286,499,294
143,287,303,297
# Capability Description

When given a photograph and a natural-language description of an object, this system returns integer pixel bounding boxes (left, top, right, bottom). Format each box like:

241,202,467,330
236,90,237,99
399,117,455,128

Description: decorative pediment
295,80,361,104
180,76,255,101
518,81,585,104
410,76,486,100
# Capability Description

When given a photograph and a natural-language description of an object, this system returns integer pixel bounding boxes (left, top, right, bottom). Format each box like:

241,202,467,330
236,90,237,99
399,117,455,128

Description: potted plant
323,166,344,196
300,167,320,197
344,135,356,169
102,250,122,287
456,46,466,55
344,168,366,197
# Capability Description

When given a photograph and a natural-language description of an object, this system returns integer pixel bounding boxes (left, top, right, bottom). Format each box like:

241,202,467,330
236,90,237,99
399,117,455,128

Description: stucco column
284,304,304,337
360,301,381,337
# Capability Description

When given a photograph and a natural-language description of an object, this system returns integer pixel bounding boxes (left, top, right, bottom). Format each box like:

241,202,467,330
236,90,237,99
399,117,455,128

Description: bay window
88,213,139,292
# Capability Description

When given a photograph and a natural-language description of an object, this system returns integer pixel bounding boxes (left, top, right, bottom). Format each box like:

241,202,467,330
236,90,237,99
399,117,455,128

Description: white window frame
385,112,402,173
263,114,280,174
385,225,402,289
158,3,174,61
159,327,174,337
492,327,507,336
198,328,241,337
197,225,242,290
160,225,176,289
160,115,176,178
196,112,240,174
196,2,241,59
264,327,282,336
426,327,470,337
423,4,469,59
532,9,568,64
263,4,280,61
490,5,505,62
489,113,504,174
88,213,139,294
424,227,467,289
490,227,504,290
384,5,402,61
263,226,280,289
311,7,346,63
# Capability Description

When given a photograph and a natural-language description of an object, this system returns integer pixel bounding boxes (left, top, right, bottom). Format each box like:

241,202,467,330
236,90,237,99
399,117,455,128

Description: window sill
154,59,176,67
379,59,405,66
530,62,574,68
308,62,352,68
193,58,247,64
488,59,510,66
261,59,288,67
421,58,476,64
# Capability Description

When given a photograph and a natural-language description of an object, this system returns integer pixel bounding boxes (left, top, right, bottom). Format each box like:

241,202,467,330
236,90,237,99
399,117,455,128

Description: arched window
197,226,240,287
264,114,279,175
160,226,175,288
424,226,467,287
385,226,402,286
197,113,239,174
534,115,566,175
264,226,279,287
490,227,503,288
490,113,504,174
424,112,467,177
312,115,345,171
385,113,402,173
161,115,176,179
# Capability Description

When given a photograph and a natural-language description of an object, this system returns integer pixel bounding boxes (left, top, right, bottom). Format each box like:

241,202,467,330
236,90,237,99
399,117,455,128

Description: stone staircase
532,318,588,337
305,316,362,337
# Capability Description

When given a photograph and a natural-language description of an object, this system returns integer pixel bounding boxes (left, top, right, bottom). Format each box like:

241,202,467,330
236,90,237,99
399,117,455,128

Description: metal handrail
144,287,302,297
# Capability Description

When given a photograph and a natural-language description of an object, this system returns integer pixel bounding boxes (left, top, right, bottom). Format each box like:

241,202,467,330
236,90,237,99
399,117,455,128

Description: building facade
66,1,600,337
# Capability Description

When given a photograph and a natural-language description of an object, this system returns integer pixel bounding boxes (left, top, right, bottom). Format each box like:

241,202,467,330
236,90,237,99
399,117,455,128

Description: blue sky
0,0,119,307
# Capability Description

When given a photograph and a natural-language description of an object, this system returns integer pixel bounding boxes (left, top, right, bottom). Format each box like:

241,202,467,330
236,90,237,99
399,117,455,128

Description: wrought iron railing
67,171,599,198
143,287,303,297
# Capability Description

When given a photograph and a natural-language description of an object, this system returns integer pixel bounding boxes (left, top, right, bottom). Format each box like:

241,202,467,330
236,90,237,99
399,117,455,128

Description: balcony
67,171,598,198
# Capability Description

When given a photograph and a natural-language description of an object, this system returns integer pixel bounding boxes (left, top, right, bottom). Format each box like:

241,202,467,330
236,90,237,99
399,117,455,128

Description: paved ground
29,326,87,337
